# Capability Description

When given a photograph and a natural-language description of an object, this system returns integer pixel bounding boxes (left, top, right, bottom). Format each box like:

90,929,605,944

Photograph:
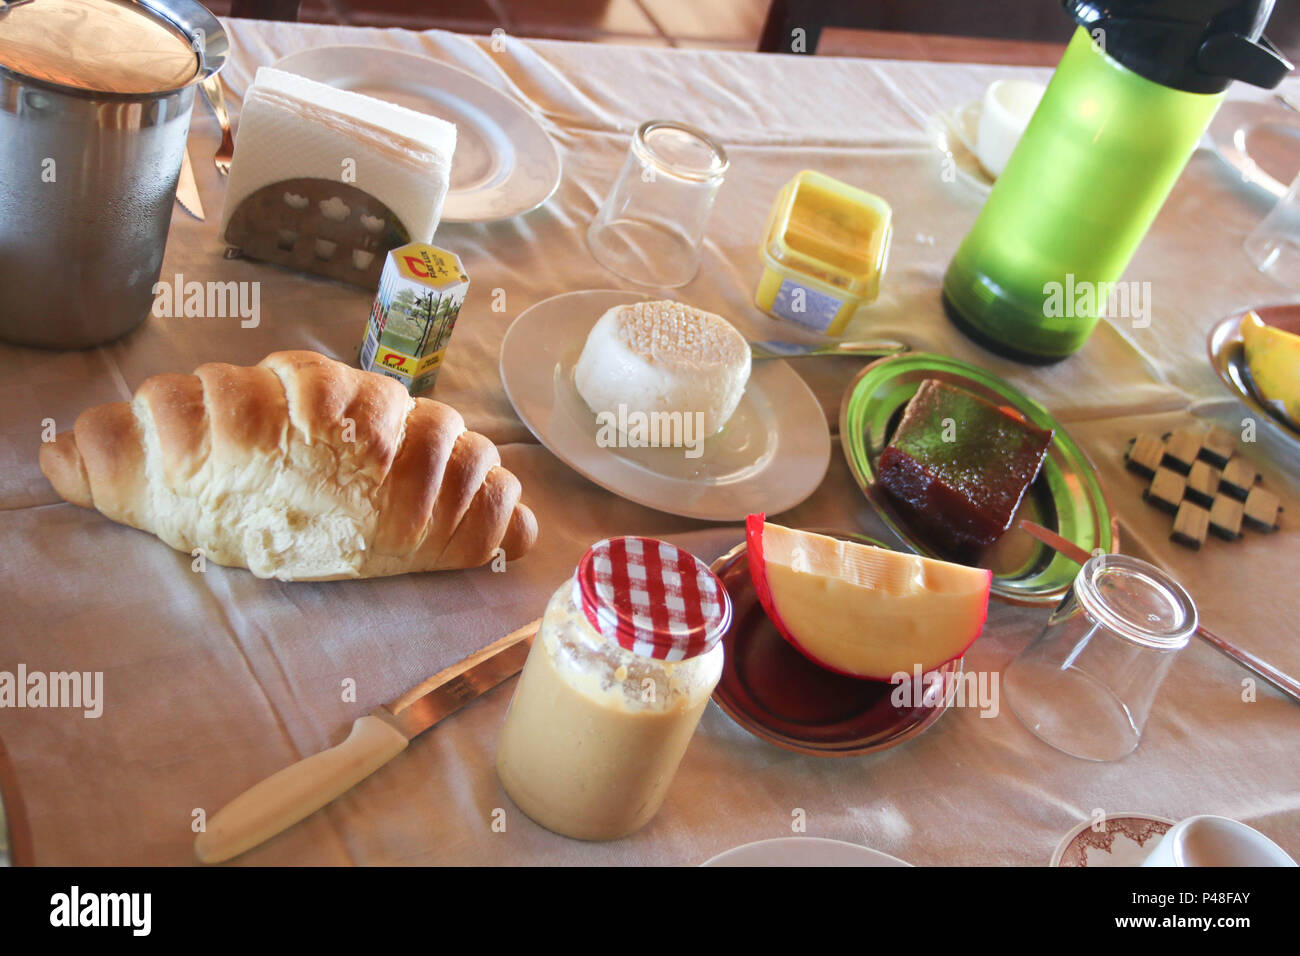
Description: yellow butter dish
755,170,893,336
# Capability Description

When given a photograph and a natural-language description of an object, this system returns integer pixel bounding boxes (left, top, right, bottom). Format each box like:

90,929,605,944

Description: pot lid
0,0,204,94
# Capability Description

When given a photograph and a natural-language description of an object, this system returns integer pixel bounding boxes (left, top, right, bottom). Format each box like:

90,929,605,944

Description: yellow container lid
760,170,893,302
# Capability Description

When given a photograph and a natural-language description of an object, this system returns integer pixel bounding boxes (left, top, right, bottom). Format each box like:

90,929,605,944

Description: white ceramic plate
1205,99,1300,200
499,290,832,522
703,837,911,867
273,45,562,222
929,101,994,198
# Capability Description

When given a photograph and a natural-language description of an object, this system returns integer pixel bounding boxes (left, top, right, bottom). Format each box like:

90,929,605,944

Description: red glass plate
709,532,962,757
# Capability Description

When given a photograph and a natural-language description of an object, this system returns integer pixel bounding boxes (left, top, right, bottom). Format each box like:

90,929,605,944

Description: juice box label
359,242,468,395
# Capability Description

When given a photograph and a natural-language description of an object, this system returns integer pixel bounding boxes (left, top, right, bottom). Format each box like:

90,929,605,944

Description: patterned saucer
1051,812,1175,867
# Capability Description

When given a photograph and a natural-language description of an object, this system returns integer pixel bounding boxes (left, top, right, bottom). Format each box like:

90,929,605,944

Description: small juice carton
359,242,469,394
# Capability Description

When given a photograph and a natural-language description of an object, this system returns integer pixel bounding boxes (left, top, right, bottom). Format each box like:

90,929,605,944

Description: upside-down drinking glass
586,119,728,288
1005,553,1197,762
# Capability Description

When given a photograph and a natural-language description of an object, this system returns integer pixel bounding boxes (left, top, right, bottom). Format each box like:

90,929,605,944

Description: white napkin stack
218,67,457,245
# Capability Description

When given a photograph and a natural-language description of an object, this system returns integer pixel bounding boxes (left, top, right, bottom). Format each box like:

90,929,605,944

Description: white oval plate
273,46,561,223
500,290,831,522
703,837,911,867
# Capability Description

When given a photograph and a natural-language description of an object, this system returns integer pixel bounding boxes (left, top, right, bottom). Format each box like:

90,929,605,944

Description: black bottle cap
1065,0,1292,93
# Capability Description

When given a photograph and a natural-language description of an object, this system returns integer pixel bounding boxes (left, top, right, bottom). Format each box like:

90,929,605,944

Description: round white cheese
574,300,751,437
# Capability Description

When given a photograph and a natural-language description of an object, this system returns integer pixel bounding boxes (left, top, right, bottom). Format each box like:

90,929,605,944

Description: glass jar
585,119,729,288
496,536,730,841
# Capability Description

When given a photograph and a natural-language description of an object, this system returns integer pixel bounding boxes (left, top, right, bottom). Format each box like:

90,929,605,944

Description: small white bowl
1141,815,1297,867
975,79,1046,179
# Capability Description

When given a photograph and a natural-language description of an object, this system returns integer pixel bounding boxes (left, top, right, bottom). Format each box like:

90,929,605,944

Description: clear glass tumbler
586,119,728,288
1005,553,1197,762
1245,167,1300,285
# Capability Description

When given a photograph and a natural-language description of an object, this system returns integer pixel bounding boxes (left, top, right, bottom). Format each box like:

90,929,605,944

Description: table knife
194,619,538,864
749,338,908,360
1018,520,1300,705
175,148,205,221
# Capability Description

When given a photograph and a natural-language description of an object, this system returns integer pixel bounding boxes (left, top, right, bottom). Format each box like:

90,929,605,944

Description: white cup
975,79,1046,179
1141,815,1297,867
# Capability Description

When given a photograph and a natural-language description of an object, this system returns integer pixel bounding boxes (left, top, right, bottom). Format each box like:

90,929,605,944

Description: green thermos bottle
943,0,1292,362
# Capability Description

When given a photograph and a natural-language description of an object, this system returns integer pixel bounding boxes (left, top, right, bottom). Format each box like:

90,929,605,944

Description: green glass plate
839,352,1112,606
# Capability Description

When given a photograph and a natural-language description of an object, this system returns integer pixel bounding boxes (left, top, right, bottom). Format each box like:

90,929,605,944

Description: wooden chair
759,0,1071,55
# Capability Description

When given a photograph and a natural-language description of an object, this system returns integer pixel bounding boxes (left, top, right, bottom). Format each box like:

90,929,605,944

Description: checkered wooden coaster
1124,426,1282,550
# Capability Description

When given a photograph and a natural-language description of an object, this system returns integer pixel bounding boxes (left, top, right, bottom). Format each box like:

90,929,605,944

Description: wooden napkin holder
223,177,411,289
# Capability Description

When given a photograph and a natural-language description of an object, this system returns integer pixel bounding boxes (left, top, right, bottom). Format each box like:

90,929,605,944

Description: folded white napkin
218,67,457,245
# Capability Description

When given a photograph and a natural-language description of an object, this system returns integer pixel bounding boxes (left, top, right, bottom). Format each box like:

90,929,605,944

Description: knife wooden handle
194,714,409,864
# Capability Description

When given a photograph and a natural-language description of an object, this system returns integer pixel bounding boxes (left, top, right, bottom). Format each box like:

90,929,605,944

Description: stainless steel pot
0,0,227,348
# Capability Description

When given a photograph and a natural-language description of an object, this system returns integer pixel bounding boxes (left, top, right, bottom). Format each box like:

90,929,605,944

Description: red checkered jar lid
574,537,731,661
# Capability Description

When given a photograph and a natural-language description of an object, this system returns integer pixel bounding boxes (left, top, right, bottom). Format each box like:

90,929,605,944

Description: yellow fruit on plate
1241,310,1300,425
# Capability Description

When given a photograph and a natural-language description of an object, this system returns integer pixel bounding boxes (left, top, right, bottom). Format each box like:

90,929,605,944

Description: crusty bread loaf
39,350,537,580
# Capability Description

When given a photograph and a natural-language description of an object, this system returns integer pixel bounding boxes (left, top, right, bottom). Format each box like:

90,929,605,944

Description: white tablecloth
2,20,1297,865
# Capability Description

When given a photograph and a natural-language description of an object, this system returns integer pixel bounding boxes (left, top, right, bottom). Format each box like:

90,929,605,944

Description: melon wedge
746,514,992,681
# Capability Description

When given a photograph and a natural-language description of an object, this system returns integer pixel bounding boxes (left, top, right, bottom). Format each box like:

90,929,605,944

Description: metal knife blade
748,338,908,360
175,148,205,221
380,620,537,739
